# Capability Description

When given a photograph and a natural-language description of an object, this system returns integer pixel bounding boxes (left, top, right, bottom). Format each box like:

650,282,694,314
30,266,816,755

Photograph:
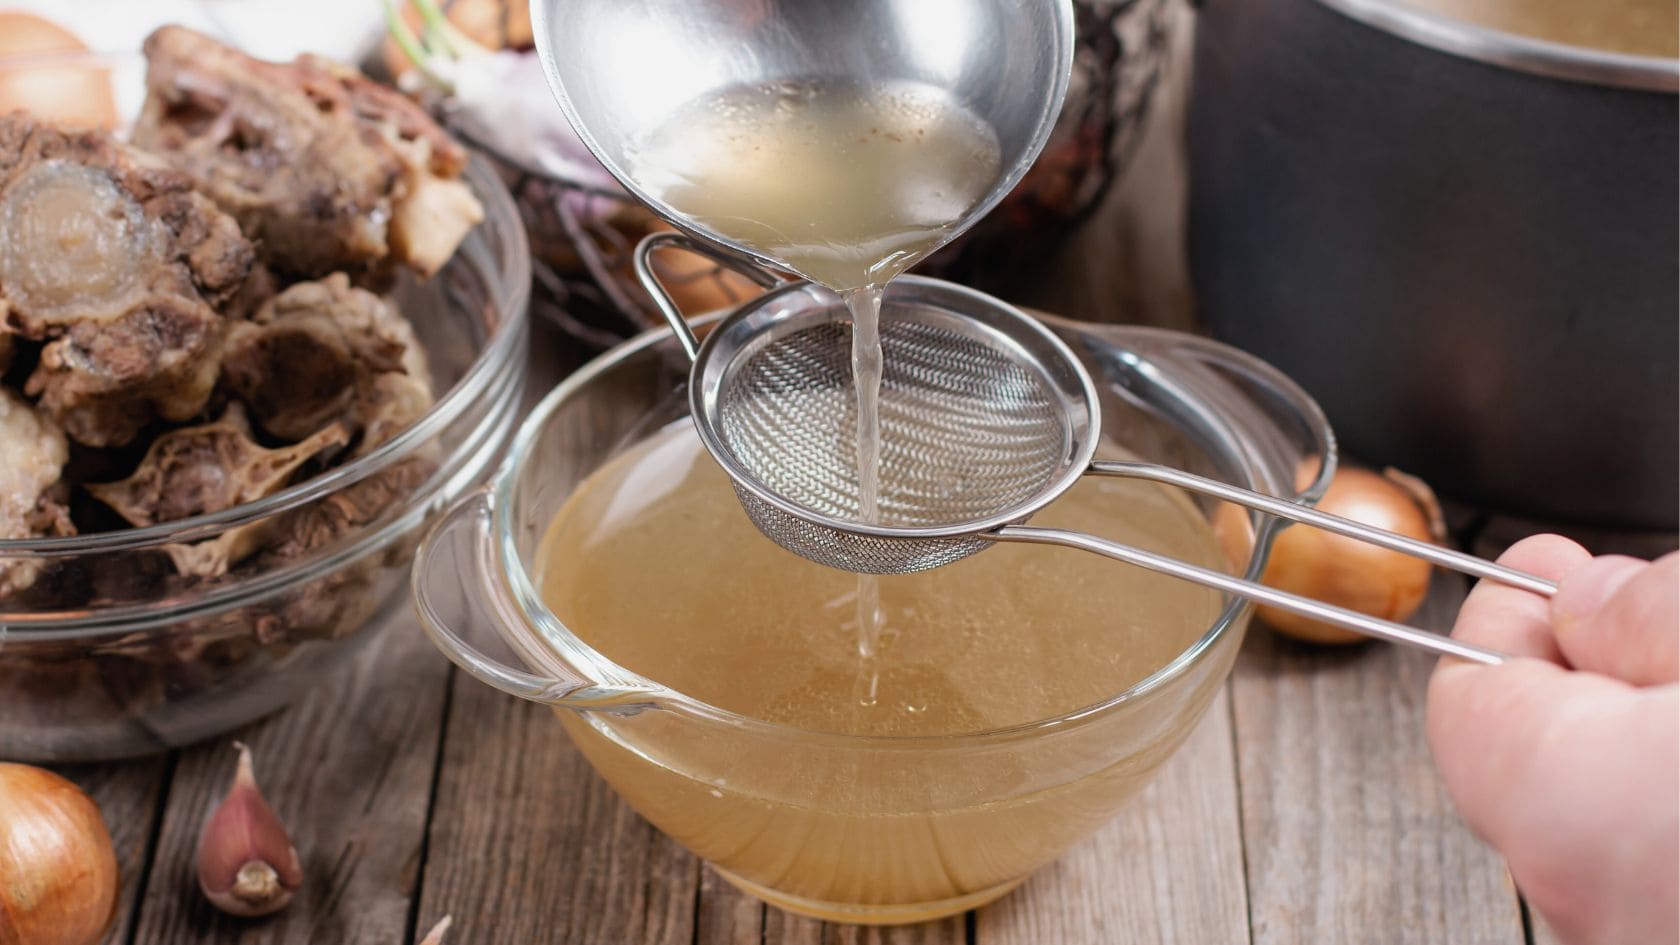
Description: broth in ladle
628,79,1003,695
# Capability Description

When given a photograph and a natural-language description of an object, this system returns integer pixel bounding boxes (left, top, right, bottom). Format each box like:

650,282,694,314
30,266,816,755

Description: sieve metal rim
686,274,1104,541
634,239,1532,664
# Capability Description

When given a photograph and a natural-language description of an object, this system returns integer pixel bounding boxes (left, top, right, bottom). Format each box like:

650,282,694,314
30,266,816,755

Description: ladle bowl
532,0,1076,276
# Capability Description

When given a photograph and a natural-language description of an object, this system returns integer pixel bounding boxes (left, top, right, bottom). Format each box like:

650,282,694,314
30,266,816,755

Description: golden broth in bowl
413,314,1329,927
535,421,1228,919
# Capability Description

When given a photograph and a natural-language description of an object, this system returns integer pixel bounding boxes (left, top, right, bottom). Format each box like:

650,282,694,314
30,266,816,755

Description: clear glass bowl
414,305,1332,924
0,157,531,762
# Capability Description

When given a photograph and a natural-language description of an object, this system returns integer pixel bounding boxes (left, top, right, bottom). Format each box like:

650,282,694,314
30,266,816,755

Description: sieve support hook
633,232,786,361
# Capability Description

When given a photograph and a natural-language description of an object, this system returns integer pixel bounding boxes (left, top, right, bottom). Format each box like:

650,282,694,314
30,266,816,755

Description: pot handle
412,489,664,711
632,231,786,361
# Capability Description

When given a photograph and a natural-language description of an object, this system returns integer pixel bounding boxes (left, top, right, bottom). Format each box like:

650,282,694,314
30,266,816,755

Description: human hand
1426,536,1678,945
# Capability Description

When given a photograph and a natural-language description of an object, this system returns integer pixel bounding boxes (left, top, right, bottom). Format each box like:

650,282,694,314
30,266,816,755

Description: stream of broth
535,423,1233,910
628,80,1002,697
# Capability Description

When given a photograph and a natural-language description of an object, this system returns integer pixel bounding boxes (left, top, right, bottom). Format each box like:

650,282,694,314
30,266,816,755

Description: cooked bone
222,274,429,442
87,403,347,528
0,161,157,321
350,371,433,459
0,114,254,446
87,404,348,577
0,387,74,597
133,26,482,279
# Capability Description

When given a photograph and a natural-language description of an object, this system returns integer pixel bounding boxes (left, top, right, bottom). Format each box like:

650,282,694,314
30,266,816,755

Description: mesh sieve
633,233,1546,664
687,280,1099,574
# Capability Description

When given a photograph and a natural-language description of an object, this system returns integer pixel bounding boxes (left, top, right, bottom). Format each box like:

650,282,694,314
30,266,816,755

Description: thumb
1552,553,1679,686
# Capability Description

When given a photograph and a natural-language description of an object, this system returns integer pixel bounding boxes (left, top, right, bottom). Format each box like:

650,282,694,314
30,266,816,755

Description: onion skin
0,764,120,945
0,13,119,131
418,915,453,945
1258,466,1437,645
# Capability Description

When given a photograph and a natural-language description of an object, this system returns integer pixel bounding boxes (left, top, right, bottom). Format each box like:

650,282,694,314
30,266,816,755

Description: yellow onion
0,764,120,945
1256,464,1444,645
0,12,119,131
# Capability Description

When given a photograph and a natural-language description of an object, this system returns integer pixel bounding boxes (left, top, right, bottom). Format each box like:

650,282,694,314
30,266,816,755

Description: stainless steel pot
1187,0,1679,531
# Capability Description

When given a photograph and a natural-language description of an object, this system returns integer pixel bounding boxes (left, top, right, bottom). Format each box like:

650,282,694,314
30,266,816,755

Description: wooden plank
976,686,1249,945
694,866,766,945
765,910,968,945
699,877,968,945
53,757,172,945
412,672,698,945
1231,578,1527,945
127,607,451,944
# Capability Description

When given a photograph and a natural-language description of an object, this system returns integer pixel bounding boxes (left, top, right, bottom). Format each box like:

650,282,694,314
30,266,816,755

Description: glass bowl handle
412,489,665,712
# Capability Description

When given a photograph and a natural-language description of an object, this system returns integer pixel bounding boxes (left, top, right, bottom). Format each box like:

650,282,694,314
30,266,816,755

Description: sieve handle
1085,462,1558,597
632,231,786,361
988,525,1508,665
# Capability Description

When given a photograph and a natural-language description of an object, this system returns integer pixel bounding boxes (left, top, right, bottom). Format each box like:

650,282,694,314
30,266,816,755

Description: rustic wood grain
765,910,968,945
56,756,172,945
1231,577,1526,945
413,672,698,945
695,864,972,945
127,608,451,944
976,686,1250,945
694,866,768,945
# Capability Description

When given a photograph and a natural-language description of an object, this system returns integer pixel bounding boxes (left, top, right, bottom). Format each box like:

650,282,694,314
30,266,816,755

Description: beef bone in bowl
0,26,530,761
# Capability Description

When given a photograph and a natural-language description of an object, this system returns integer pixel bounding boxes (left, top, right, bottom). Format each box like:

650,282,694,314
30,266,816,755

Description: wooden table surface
50,315,1564,945
44,14,1574,935
60,571,1555,945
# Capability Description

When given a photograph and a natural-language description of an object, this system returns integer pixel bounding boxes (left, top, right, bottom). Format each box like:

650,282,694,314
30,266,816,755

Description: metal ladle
532,0,1076,281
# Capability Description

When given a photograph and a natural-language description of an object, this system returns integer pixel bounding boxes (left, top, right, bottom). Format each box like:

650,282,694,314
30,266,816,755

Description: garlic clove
197,741,303,917
419,915,454,945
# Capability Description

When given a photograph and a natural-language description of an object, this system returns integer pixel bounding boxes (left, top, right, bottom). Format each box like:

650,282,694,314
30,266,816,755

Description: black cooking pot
1188,0,1678,531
